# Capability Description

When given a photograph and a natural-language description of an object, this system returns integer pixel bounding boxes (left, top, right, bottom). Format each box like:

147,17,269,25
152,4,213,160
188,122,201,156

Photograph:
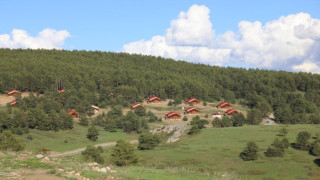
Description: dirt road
49,140,138,158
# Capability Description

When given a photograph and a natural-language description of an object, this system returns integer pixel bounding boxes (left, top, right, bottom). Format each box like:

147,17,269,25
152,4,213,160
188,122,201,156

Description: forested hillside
0,49,320,124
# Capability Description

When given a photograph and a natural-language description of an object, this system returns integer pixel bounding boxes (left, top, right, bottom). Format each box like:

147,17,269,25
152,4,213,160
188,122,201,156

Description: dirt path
49,140,138,158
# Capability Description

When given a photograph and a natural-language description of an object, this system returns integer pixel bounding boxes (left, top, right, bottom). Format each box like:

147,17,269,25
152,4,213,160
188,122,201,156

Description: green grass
132,124,320,180
19,123,137,152
0,158,53,170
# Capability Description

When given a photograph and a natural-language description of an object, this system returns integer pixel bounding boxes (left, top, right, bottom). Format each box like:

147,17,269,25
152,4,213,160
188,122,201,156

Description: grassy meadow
18,123,137,152
95,124,320,180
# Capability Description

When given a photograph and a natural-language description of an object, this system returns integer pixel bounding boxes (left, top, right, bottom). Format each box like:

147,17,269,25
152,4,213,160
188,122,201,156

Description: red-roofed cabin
66,109,79,118
185,98,200,105
217,102,231,109
212,112,222,118
165,112,181,119
224,109,239,116
58,89,65,93
7,89,19,96
130,102,142,110
184,107,199,114
147,96,161,103
10,100,16,106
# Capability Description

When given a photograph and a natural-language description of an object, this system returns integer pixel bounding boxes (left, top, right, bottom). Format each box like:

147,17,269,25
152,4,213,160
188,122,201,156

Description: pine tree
87,126,99,141
239,142,259,161
0,130,25,151
111,140,139,166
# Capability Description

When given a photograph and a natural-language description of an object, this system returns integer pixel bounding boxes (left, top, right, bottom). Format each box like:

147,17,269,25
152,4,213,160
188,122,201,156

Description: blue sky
1,0,320,73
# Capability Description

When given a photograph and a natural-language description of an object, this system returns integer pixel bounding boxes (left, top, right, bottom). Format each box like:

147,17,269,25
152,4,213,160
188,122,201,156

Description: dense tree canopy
0,49,320,125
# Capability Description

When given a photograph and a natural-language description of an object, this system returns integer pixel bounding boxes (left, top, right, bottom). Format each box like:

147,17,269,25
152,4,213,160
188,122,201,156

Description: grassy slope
18,124,137,152
129,125,320,180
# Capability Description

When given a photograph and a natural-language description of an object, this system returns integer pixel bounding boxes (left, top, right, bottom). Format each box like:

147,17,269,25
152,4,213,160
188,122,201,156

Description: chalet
7,89,19,96
165,112,181,119
224,109,239,116
212,112,222,118
185,98,200,105
184,107,199,114
10,100,16,106
147,96,161,103
58,89,65,93
66,109,79,118
130,102,141,110
217,102,231,109
91,105,99,114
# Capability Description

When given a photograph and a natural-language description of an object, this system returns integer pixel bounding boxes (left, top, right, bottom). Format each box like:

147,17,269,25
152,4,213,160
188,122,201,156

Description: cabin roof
185,107,199,113
186,98,199,103
166,111,181,117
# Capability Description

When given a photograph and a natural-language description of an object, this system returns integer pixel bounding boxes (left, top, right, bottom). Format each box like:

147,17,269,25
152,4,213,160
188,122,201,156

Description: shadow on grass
314,159,320,167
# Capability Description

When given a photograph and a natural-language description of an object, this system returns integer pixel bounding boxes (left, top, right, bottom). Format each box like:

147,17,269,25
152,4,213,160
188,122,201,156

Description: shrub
239,142,258,161
309,142,320,156
111,140,139,166
138,133,161,150
104,119,117,132
79,116,89,126
134,106,146,116
279,128,288,137
265,146,284,157
295,131,311,150
188,126,200,135
182,116,188,121
87,126,99,141
190,116,208,129
0,130,25,151
81,145,104,164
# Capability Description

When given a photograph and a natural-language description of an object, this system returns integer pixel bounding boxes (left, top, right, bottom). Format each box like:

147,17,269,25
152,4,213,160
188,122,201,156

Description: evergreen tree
79,116,89,126
295,131,311,150
138,133,161,150
81,145,104,164
87,126,99,141
123,111,142,133
134,106,146,116
104,119,117,132
310,142,320,156
239,142,259,161
111,140,139,166
0,130,24,151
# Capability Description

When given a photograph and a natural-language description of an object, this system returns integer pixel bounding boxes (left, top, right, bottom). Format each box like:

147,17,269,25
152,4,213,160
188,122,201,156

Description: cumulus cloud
123,4,320,73
292,61,320,73
165,5,214,46
0,28,70,49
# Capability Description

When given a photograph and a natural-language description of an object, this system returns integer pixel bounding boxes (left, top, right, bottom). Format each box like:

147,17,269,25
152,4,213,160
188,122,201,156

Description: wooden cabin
184,107,199,114
91,105,99,114
224,109,239,116
58,89,65,93
185,98,200,105
66,109,79,118
212,112,222,118
10,100,16,106
7,89,19,96
147,96,161,103
165,112,181,119
130,102,142,110
217,102,231,109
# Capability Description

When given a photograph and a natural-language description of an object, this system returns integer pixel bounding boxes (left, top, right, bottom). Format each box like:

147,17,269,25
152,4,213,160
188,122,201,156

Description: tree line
0,49,320,124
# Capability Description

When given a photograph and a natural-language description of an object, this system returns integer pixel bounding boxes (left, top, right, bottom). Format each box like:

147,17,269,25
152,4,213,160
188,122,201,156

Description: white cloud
165,5,214,46
0,28,70,49
292,61,320,74
123,5,320,73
